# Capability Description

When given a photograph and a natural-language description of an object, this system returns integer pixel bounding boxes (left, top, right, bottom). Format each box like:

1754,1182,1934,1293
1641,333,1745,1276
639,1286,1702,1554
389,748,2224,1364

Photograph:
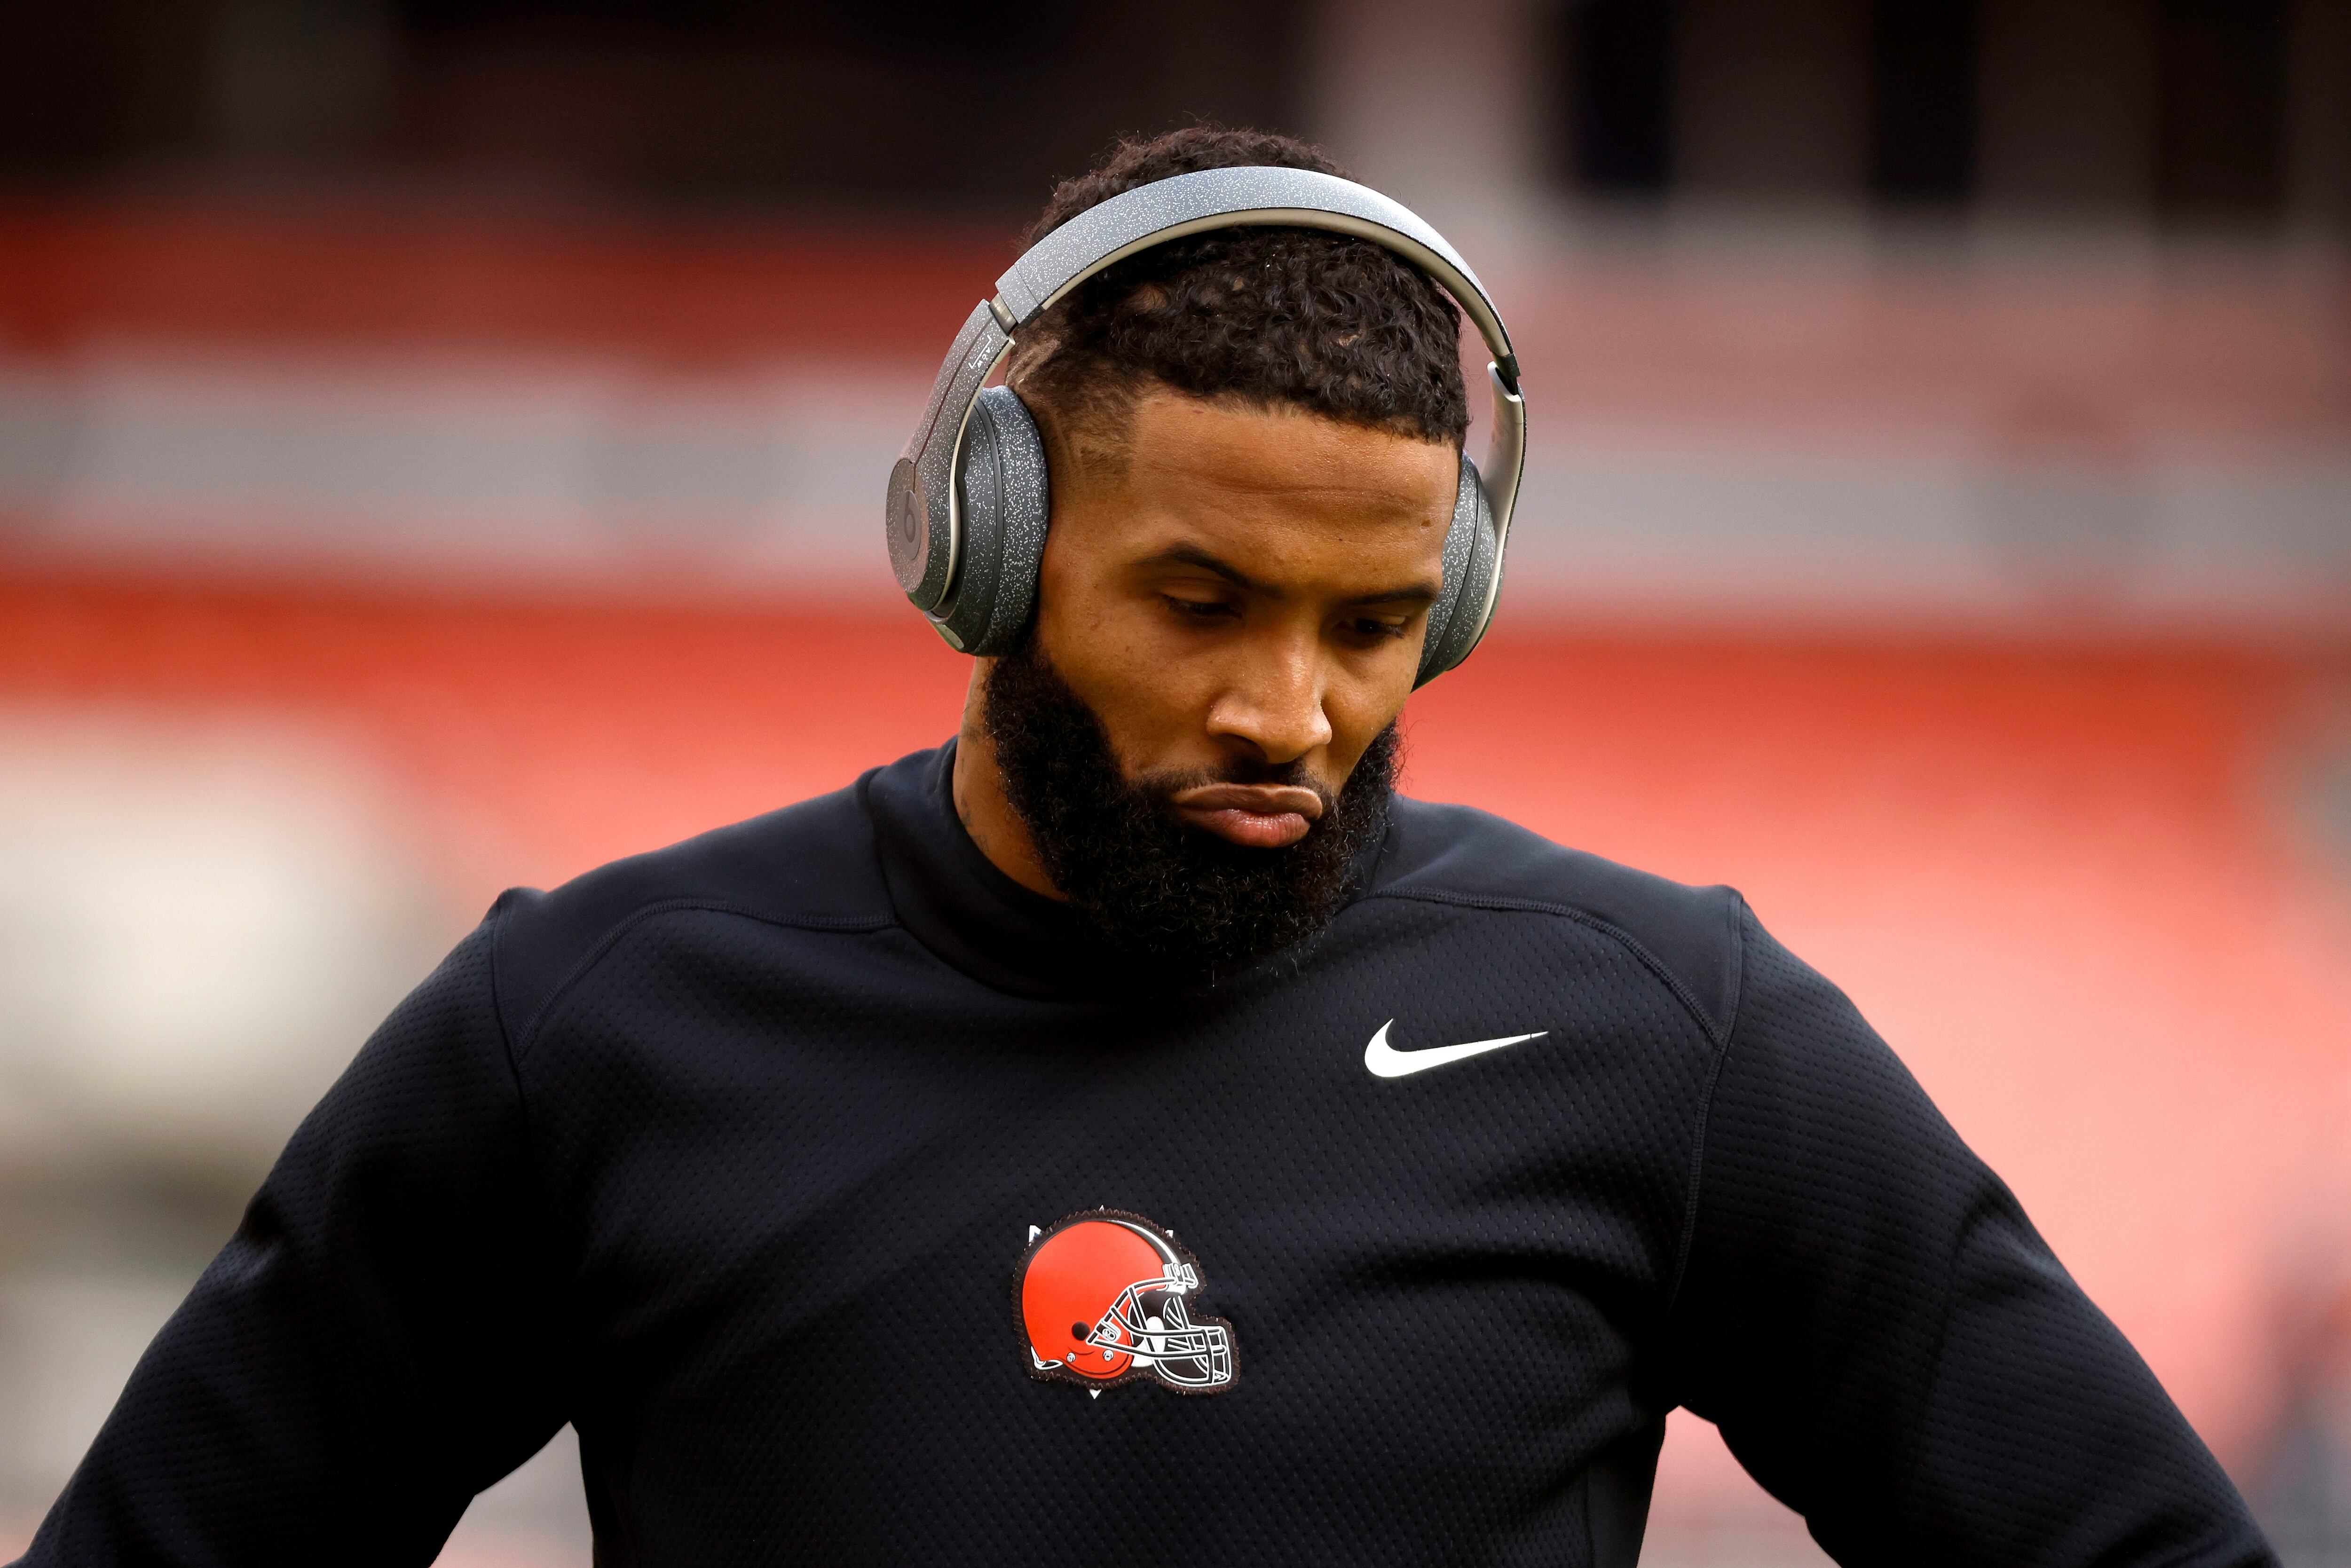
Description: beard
981,630,1399,980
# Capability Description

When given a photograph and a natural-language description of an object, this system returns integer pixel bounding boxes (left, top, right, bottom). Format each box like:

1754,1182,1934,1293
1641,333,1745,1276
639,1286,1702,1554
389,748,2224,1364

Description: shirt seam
1365,883,1743,1367
1363,887,1735,1049
1664,890,1749,1315
512,898,895,1063
482,898,576,1425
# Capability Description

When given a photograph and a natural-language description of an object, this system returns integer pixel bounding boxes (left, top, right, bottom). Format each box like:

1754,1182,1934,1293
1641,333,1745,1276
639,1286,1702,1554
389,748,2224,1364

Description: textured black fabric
15,744,2272,1568
1664,916,2269,1564
17,929,569,1568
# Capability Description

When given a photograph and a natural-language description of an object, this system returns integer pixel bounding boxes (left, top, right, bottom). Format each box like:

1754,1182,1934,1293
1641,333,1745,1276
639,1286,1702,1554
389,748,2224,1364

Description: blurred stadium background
0,1,2346,1563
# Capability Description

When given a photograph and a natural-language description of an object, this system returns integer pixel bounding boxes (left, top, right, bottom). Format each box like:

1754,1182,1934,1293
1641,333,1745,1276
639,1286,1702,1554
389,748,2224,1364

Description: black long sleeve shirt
15,743,2272,1567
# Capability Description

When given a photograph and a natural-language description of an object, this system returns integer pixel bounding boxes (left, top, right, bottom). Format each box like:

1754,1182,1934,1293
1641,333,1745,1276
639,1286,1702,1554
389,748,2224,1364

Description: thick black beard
982,632,1399,979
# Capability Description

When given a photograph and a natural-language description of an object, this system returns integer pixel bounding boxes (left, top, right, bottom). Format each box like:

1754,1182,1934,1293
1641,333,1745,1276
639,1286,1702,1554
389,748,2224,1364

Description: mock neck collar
861,741,1389,1002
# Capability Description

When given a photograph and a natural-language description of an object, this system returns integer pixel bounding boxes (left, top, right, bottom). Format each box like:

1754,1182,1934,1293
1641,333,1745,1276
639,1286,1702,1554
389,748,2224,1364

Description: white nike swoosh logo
1363,1019,1549,1079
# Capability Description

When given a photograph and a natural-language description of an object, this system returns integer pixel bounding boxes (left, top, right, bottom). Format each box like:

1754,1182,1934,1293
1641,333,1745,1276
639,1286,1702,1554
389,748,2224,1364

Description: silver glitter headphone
885,165,1526,686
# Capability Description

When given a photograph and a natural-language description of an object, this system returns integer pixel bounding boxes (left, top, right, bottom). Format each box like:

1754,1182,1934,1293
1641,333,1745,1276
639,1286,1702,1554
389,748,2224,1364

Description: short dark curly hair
1007,126,1469,485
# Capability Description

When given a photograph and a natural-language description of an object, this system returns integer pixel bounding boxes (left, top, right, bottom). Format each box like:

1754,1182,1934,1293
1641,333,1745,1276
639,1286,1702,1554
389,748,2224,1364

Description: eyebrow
1139,544,1440,607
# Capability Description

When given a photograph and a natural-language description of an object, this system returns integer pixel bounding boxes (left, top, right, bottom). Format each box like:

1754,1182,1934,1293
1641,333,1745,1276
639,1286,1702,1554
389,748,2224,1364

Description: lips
1168,782,1326,849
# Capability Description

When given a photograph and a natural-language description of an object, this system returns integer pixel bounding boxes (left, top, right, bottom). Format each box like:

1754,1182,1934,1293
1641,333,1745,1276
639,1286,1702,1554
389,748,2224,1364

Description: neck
953,662,1066,900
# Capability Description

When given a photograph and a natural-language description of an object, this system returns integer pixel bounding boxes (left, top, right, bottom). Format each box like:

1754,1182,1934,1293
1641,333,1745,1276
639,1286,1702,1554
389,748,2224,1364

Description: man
16,127,2272,1567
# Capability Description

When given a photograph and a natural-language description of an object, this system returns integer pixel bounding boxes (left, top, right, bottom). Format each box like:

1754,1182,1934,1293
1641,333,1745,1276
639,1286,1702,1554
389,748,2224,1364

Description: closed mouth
1168,782,1326,849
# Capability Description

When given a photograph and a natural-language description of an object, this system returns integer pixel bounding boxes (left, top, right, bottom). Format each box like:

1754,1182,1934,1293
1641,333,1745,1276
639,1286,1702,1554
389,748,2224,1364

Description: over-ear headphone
886,165,1526,686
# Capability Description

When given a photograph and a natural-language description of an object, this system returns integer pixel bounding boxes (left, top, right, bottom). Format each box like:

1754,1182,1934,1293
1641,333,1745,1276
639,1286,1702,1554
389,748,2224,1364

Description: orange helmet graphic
1016,1210,1237,1393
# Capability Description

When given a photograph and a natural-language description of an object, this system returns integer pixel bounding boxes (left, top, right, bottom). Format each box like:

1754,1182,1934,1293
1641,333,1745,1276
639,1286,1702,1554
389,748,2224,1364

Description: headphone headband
887,166,1527,670
995,167,1517,387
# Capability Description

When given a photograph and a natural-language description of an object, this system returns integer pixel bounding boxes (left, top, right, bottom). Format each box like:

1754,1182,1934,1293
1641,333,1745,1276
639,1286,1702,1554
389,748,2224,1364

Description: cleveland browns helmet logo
1015,1210,1237,1394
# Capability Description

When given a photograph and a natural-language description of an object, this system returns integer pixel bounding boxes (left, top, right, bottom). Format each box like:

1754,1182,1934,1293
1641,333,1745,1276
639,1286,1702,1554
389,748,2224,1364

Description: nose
1205,633,1333,766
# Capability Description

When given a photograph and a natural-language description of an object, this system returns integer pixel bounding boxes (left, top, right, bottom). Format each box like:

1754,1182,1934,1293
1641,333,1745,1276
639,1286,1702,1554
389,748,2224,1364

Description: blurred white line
0,345,2343,629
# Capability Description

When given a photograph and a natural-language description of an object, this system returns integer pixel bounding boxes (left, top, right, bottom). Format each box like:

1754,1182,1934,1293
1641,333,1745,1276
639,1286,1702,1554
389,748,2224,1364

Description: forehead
1075,389,1458,580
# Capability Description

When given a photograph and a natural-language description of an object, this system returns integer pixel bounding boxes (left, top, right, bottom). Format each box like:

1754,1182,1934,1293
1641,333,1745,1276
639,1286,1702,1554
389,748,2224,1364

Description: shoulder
1367,796,1746,1042
484,775,895,1046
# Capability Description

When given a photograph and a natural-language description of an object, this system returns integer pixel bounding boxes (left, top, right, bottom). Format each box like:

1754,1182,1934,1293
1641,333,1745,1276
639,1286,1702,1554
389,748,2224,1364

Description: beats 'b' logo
885,458,927,589
1015,1210,1236,1395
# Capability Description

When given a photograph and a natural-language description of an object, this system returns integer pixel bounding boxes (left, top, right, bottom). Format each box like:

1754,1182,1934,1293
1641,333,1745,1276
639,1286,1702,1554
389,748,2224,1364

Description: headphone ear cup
1416,453,1499,686
932,386,1050,656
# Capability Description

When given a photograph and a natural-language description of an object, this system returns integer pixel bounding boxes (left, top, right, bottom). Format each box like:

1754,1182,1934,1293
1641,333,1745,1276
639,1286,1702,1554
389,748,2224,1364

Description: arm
14,913,570,1568
1664,901,2273,1567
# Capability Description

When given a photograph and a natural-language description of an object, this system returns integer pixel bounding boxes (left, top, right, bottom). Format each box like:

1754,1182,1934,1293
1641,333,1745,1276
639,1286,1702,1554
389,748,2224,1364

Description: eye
1162,594,1239,622
1339,615,1412,644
